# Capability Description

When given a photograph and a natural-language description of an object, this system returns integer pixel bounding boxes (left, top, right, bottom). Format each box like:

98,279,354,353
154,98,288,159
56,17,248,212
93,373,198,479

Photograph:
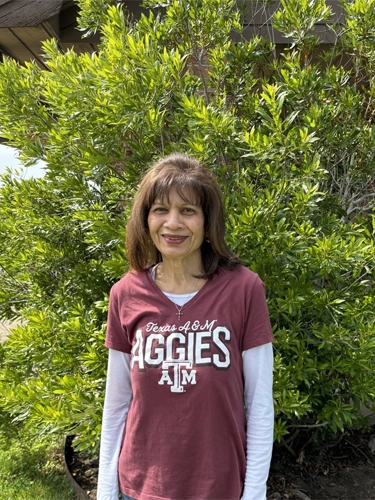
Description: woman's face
147,188,205,266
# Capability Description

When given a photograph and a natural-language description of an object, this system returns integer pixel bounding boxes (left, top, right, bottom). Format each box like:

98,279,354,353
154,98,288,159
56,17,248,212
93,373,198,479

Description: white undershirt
97,273,274,500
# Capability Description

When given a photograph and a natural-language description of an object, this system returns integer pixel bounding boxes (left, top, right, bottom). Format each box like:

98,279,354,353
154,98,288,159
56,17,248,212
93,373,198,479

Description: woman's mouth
162,234,188,244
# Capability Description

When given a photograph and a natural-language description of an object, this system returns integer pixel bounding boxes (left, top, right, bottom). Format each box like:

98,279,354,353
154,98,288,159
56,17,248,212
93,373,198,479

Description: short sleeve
104,284,132,353
242,276,274,351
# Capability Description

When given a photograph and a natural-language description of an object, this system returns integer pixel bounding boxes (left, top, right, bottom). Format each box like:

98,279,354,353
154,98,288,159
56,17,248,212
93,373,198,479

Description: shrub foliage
0,0,374,453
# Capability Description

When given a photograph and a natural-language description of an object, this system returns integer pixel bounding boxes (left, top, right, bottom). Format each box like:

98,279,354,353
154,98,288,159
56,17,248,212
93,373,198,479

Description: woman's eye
182,208,195,214
154,207,167,213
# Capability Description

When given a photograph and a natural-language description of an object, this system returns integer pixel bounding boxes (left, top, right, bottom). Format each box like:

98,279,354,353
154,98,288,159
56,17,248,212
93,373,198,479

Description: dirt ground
292,465,375,499
67,427,375,500
268,428,375,500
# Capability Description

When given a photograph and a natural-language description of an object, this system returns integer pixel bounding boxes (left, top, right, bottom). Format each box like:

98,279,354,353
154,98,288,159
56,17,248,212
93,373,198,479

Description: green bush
0,0,374,453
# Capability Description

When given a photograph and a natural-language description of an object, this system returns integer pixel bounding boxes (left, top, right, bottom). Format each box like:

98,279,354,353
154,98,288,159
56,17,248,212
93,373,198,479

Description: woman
97,153,274,500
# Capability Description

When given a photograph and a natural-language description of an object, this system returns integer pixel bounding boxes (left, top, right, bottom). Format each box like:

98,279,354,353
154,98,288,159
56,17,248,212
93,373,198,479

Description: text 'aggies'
132,326,231,368
131,323,231,393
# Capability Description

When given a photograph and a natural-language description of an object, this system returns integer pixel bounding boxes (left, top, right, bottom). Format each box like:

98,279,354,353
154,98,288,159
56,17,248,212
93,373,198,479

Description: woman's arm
97,349,133,500
241,343,274,500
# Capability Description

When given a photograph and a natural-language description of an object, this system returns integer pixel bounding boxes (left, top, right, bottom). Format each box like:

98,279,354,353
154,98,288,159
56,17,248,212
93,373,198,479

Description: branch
186,20,210,105
281,437,297,457
0,264,29,293
345,439,374,465
287,422,328,429
288,490,312,500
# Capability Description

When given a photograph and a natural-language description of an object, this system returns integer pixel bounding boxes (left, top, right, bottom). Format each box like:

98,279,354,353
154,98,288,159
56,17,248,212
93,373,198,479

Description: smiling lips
162,234,188,244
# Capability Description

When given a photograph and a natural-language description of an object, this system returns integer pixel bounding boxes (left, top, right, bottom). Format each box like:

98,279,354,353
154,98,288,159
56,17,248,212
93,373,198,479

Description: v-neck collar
143,268,212,313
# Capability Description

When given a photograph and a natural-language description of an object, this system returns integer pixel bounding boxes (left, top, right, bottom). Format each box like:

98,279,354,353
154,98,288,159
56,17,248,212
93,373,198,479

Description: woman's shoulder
215,266,268,306
110,269,150,295
218,264,261,282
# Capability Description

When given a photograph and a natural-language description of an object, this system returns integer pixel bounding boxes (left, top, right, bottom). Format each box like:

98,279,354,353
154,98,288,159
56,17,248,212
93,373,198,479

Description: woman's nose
165,209,183,228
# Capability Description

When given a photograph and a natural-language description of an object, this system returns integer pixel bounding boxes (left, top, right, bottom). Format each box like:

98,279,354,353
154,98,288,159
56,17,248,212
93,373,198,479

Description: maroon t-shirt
105,265,273,500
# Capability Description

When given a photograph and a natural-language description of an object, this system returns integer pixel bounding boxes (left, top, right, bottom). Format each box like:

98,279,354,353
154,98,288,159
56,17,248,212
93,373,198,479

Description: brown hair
126,153,240,278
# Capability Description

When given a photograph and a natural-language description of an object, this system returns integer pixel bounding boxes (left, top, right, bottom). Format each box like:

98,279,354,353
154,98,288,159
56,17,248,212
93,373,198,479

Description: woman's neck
154,260,205,294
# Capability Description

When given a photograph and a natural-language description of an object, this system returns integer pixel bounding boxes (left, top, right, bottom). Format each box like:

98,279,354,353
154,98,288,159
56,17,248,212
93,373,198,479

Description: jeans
121,494,136,500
